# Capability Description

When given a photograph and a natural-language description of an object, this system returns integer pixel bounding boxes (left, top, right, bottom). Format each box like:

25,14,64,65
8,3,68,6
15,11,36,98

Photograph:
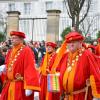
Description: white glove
0,65,6,75
25,89,33,96
34,92,39,100
93,98,100,100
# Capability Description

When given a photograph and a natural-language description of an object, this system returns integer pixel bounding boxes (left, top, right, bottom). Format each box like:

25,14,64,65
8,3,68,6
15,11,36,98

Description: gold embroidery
67,48,84,72
7,45,25,72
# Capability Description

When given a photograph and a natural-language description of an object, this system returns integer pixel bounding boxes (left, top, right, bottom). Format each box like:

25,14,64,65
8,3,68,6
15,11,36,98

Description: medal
67,66,72,72
8,67,12,72
7,45,25,72
67,48,84,72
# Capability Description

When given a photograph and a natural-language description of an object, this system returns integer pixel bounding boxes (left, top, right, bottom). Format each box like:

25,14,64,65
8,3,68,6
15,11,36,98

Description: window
24,3,31,14
62,1,66,12
8,3,15,11
45,1,53,10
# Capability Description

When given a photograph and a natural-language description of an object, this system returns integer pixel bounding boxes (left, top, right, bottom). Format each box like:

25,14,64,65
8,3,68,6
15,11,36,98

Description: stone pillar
46,10,61,42
7,11,20,37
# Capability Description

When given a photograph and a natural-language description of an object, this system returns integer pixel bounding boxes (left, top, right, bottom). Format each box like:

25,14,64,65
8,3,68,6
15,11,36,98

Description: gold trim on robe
90,75,100,98
63,51,79,100
24,81,41,91
7,43,24,100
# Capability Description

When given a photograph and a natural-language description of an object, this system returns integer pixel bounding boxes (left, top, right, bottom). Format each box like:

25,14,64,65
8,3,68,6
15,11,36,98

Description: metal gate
19,17,72,41
19,16,99,42
19,18,47,41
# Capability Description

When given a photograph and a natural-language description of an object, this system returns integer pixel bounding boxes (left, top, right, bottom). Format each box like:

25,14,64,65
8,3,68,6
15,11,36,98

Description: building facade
0,0,99,41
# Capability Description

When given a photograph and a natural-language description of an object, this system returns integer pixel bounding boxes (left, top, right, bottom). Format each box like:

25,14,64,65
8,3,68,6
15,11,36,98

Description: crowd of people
0,30,100,100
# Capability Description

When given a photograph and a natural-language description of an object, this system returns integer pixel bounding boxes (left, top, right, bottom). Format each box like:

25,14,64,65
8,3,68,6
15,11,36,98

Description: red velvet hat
46,42,57,48
10,31,26,38
87,45,96,50
65,31,84,43
98,38,100,42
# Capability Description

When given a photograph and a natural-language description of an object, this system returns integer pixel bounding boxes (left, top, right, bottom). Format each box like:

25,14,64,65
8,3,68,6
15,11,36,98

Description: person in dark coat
0,47,5,93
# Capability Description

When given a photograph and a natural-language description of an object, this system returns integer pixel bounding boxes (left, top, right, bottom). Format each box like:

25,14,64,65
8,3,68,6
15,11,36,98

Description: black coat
33,48,39,64
0,54,5,66
0,54,5,93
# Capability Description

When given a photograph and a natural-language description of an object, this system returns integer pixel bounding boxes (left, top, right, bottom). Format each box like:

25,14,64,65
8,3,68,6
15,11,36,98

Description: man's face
11,35,23,46
68,41,82,53
46,46,54,54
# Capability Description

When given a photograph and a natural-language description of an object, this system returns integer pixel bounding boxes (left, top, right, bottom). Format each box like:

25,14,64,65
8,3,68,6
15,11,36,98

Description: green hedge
0,32,6,42
61,27,71,41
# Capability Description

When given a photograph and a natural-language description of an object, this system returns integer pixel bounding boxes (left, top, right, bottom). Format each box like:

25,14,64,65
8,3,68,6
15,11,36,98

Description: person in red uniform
39,42,60,100
0,31,40,100
57,31,100,100
95,38,100,56
87,45,96,54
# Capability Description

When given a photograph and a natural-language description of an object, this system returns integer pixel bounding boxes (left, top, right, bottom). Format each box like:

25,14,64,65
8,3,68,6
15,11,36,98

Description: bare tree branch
63,0,92,30
79,0,85,13
81,15,98,37
79,0,92,24
64,0,72,18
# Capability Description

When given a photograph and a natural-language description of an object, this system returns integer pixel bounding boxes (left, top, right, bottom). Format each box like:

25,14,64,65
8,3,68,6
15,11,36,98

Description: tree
97,31,100,39
64,0,92,31
79,14,100,38
0,32,6,42
61,27,71,41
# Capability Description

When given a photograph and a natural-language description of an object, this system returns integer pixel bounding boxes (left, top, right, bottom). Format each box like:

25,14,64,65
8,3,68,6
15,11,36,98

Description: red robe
59,49,100,100
95,44,100,56
0,45,40,100
39,52,60,100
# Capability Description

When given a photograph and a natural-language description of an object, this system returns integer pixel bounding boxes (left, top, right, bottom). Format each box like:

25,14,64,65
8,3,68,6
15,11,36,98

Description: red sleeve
95,45,100,56
87,52,100,98
23,47,40,91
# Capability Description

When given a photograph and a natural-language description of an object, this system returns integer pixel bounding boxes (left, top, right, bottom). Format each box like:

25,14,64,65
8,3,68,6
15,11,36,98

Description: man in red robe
87,45,96,54
95,38,100,56
39,42,60,100
58,31,100,100
0,31,40,100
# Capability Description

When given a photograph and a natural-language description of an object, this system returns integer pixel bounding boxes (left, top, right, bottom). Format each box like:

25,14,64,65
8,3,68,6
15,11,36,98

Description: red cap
98,38,100,42
65,31,84,43
87,45,95,50
10,31,26,38
46,42,57,48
